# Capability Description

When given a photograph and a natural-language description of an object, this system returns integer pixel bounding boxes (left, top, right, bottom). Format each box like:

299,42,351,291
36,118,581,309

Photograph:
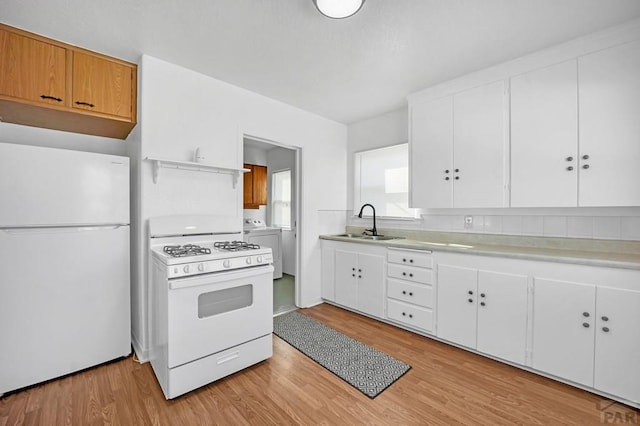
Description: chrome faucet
357,203,378,236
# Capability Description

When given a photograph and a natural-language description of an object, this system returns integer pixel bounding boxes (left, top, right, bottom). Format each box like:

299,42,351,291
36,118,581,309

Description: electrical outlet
464,216,473,228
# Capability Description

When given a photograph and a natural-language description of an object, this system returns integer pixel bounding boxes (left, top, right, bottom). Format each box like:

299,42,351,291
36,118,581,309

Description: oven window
198,285,253,319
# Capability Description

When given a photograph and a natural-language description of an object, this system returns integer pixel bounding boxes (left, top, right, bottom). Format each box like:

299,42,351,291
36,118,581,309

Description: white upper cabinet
410,96,453,208
453,80,508,208
410,81,508,208
578,39,640,207
510,60,578,207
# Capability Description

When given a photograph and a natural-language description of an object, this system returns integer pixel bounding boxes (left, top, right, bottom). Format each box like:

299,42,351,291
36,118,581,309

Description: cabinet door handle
409,314,413,318
358,269,362,272
409,273,413,277
409,292,413,296
480,293,485,298
455,169,460,172
444,170,450,174
582,154,590,160
602,327,610,332
402,312,406,316
582,322,590,328
566,156,574,161
402,290,406,295
352,274,355,277
582,312,590,317
601,316,609,321
75,101,95,108
468,290,473,295
468,298,473,303
480,302,486,306
445,177,450,181
409,259,413,263
352,268,355,271
358,275,361,278
402,258,407,262
566,166,574,171
582,164,590,169
402,272,406,276
454,176,460,180
40,95,63,102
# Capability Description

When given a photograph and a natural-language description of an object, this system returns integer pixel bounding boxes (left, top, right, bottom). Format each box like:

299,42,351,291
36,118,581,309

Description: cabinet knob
566,166,574,171
402,312,406,316
358,275,362,278
480,293,486,298
445,177,450,181
409,314,413,318
582,322,590,328
409,273,413,277
352,268,355,271
454,176,460,180
480,302,486,306
468,298,473,303
582,164,590,169
602,327,610,332
409,292,413,296
402,290,406,295
409,259,413,263
468,290,473,295
358,269,362,272
455,169,460,172
402,272,407,276
601,316,609,321
566,156,573,161
444,170,450,173
582,154,590,160
582,312,590,317
352,274,355,277
402,258,407,262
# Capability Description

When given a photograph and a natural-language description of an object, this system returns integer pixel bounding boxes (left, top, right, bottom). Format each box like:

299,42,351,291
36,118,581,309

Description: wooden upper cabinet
0,23,137,139
243,163,267,209
72,52,133,119
0,28,66,106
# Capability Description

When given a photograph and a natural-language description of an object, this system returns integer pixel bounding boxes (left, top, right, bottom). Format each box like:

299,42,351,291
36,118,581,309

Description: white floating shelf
145,157,249,187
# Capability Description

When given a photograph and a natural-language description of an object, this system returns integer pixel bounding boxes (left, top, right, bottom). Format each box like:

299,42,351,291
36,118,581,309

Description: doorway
242,135,300,315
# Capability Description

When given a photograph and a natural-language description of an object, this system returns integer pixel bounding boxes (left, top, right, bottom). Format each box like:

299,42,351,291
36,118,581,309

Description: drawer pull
403,258,407,262
409,314,413,318
602,327,610,332
402,272,406,276
409,273,413,277
601,316,609,322
402,290,406,295
468,298,473,303
582,312,590,317
75,101,95,108
480,302,485,307
468,290,473,295
40,95,63,102
582,322,590,328
409,292,413,296
217,352,240,365
409,259,413,263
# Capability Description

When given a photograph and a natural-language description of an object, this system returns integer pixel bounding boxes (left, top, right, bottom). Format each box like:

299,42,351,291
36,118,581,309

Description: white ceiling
2,0,640,124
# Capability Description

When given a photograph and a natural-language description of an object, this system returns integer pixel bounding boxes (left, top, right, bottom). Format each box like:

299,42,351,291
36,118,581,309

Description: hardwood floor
1,303,637,425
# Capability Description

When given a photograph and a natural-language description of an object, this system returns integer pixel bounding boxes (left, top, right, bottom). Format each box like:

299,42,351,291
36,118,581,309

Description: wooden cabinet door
0,28,66,106
410,96,453,208
334,250,358,309
356,253,384,318
252,165,268,206
594,287,640,403
243,164,256,208
510,60,578,207
453,80,508,208
72,52,133,119
578,40,640,206
436,264,478,349
476,271,528,364
532,278,596,387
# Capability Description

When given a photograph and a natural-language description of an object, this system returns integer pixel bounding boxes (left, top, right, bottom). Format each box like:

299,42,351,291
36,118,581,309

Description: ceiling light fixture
313,0,365,19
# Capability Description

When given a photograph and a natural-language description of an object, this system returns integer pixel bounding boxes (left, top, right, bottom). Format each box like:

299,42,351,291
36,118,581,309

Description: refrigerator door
0,143,129,226
0,225,131,394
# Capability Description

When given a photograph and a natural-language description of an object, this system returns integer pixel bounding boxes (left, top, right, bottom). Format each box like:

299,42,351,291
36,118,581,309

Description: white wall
346,107,640,241
132,55,347,359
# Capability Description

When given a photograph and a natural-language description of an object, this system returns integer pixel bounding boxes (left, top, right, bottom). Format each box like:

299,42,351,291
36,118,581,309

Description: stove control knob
246,257,252,265
183,265,190,274
198,263,204,272
256,255,263,264
223,260,231,268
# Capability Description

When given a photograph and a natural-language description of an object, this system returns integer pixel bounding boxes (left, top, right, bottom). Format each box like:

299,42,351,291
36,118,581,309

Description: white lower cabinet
437,261,528,364
321,240,385,319
532,276,640,404
385,248,434,333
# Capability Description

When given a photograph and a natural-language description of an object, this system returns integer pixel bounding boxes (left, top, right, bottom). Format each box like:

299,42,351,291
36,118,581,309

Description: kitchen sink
360,235,404,241
335,233,359,238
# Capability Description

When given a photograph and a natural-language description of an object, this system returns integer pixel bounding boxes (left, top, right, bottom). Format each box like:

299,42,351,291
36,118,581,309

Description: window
271,169,291,228
354,143,419,218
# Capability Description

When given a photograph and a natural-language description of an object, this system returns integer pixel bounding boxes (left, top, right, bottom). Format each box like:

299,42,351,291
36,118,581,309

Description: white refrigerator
0,142,131,396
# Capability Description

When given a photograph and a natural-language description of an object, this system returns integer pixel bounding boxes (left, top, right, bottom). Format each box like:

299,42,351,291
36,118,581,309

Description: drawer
388,263,433,284
387,278,433,308
387,299,433,333
387,248,433,268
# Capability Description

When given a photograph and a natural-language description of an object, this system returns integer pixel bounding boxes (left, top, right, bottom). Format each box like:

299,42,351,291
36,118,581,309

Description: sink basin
360,235,404,241
335,233,359,238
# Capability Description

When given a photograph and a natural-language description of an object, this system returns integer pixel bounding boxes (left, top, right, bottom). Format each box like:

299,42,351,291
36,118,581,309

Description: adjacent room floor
1,303,636,425
273,273,296,315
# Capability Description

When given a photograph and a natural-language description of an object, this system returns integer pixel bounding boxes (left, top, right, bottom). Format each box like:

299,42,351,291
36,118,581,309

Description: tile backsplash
347,213,640,241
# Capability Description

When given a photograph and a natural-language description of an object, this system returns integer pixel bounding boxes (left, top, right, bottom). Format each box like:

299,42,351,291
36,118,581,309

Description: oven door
167,264,273,368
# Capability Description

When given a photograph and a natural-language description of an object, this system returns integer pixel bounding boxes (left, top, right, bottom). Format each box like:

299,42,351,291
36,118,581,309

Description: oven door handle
169,264,274,290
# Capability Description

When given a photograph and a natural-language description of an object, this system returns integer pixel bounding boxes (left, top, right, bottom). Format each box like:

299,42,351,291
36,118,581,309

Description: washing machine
243,219,283,279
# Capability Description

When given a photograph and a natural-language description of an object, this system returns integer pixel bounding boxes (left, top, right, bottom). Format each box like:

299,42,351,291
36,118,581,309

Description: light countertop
319,228,640,270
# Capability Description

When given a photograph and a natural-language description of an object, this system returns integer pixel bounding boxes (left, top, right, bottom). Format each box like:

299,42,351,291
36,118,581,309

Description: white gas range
148,215,274,399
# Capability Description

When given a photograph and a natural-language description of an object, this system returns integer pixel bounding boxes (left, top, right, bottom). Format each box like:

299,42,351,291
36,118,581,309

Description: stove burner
163,244,212,258
214,241,261,252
